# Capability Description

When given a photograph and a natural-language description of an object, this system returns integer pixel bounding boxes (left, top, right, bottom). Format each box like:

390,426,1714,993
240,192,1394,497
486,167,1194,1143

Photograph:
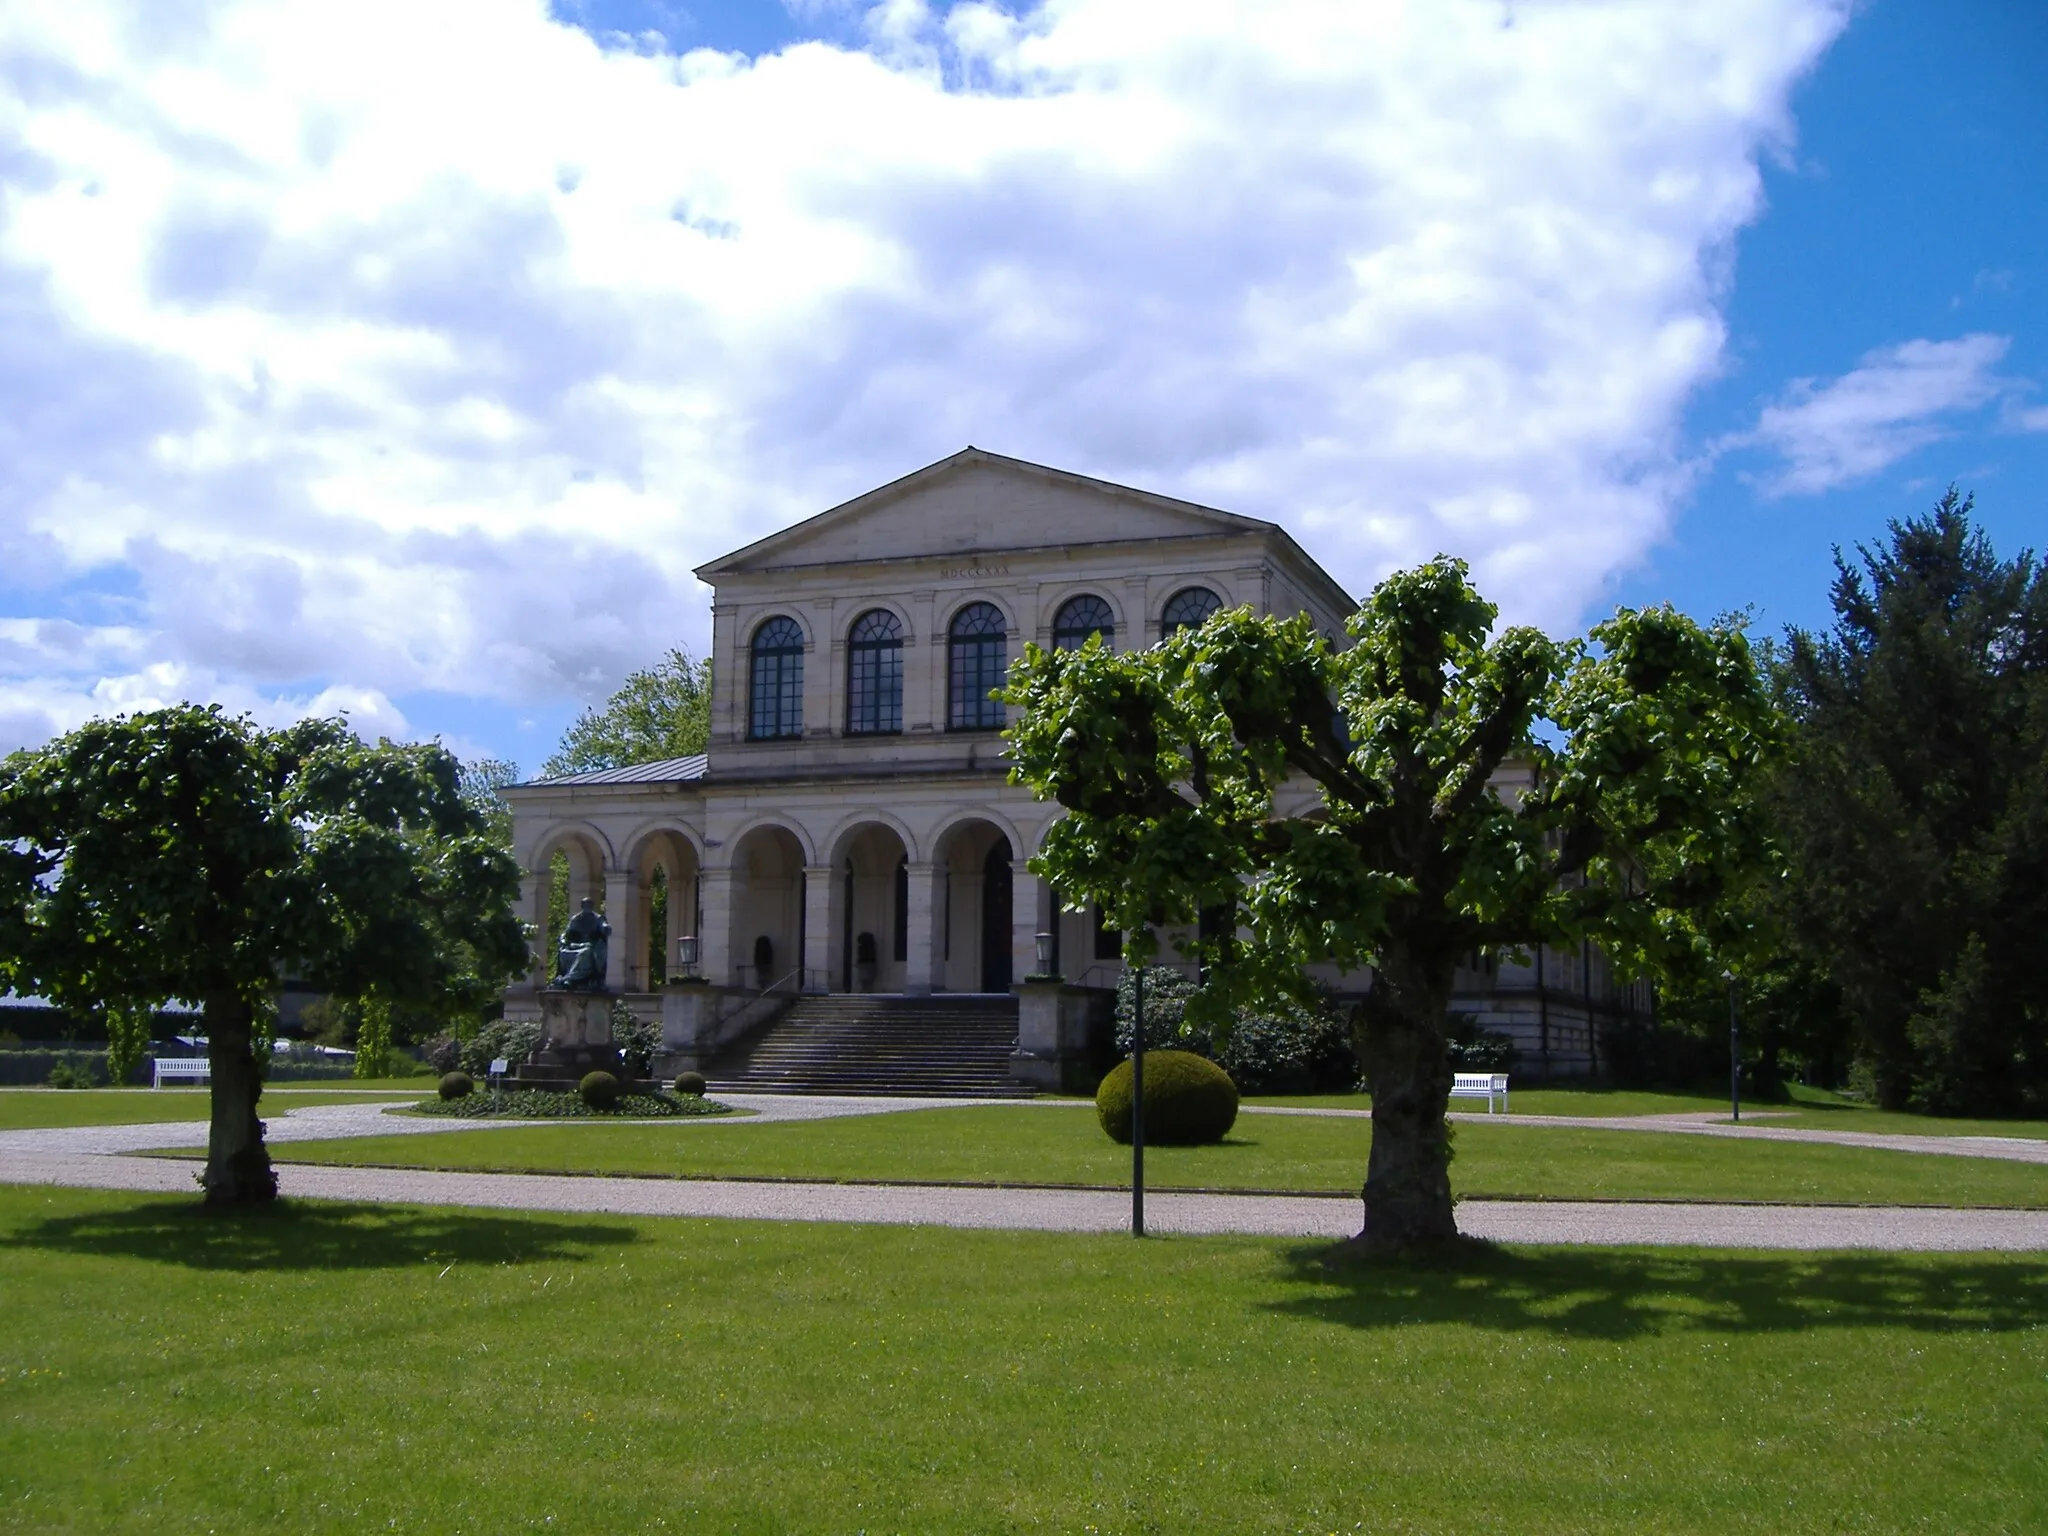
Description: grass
242,1103,2048,1207
1244,1087,1746,1117
0,1089,417,1131
1251,1082,2048,1137
3,1184,2045,1533
1726,1088,2048,1140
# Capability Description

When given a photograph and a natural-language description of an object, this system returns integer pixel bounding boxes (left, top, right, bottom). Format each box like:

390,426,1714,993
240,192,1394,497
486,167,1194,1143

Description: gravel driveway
4,1096,2048,1251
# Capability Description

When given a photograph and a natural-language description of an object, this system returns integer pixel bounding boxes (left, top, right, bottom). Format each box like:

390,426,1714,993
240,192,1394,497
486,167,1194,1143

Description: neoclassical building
503,449,1641,1086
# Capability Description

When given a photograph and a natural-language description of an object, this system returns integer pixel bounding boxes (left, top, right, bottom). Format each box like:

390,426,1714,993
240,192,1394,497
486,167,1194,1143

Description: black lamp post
1131,940,1146,1239
1725,968,1741,1123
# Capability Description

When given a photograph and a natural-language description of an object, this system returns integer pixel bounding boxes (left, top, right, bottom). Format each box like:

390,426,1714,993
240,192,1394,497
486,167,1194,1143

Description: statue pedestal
508,990,628,1089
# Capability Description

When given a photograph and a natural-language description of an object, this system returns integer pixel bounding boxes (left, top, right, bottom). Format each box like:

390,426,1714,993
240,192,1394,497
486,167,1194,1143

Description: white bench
1451,1072,1509,1113
152,1057,211,1088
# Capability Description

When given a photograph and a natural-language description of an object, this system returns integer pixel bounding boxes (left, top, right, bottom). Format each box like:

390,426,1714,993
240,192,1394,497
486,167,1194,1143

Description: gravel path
5,1095,2048,1251
5,1146,2047,1250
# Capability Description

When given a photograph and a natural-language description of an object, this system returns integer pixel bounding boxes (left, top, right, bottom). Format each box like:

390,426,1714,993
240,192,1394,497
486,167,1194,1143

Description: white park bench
1450,1072,1509,1114
152,1057,211,1088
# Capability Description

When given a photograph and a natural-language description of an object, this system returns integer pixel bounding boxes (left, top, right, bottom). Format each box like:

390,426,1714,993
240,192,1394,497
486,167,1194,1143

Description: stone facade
502,448,1646,1083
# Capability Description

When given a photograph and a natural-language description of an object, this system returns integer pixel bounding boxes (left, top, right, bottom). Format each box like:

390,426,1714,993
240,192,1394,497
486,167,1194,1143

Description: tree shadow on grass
6,1196,643,1272
1264,1241,2048,1343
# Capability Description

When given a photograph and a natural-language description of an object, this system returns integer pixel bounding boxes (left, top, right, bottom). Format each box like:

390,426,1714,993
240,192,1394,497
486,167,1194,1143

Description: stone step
706,993,1026,1097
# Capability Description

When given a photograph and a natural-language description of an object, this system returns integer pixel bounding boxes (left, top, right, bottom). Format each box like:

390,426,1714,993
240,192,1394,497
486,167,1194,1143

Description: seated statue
552,898,611,992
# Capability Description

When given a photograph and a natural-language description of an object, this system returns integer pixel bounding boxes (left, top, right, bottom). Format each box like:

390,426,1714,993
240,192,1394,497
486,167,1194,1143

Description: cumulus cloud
1738,333,2030,496
0,0,1850,754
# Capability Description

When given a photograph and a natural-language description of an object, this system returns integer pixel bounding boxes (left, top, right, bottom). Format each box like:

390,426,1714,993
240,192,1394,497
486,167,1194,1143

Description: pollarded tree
0,707,529,1204
1003,558,1777,1248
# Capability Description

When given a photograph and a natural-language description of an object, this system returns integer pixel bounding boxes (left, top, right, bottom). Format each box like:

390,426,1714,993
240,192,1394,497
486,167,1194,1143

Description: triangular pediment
696,449,1273,577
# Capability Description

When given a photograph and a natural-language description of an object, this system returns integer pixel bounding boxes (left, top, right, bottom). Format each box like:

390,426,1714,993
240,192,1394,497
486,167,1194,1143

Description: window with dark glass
948,601,1007,730
748,615,805,740
1162,586,1223,635
845,608,904,734
1051,593,1115,652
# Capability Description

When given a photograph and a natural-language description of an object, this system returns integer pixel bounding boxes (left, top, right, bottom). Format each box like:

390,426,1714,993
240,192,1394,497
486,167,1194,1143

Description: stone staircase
703,993,1030,1097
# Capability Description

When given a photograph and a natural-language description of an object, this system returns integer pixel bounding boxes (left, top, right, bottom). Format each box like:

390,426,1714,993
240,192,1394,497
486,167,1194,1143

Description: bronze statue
552,897,611,991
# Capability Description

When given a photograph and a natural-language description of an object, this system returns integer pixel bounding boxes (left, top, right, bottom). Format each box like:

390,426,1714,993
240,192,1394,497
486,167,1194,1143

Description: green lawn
1244,1087,1746,1117
0,1089,417,1131
1251,1083,2048,1137
1731,1095,2048,1140
243,1103,2048,1207
2,1185,2043,1534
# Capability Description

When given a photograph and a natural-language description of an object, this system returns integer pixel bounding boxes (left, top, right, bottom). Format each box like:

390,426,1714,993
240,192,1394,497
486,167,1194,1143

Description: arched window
1162,585,1223,635
1052,593,1115,652
845,608,904,735
748,616,805,740
948,601,1007,730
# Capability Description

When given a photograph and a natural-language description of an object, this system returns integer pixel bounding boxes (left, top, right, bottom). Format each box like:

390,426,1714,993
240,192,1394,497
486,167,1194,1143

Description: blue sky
1,0,2041,775
1610,0,2047,632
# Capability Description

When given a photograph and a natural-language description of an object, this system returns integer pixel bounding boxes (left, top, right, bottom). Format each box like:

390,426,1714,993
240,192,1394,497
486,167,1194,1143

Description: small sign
489,1057,509,1076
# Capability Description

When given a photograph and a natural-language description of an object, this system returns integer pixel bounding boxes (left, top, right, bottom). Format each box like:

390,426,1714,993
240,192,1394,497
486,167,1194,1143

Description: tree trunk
1353,948,1459,1248
203,992,276,1206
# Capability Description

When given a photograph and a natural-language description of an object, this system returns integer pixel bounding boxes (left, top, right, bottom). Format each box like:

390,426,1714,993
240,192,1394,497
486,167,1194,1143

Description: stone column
1011,864,1041,991
519,873,548,988
902,860,941,994
803,864,835,992
697,867,734,988
602,868,632,991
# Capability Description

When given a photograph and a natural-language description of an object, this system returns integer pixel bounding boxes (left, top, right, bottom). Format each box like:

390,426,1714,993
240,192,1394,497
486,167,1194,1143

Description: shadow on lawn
8,1197,642,1272
1267,1242,2048,1342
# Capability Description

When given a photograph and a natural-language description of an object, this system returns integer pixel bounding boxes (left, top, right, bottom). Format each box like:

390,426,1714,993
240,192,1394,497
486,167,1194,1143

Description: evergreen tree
1781,490,2048,1112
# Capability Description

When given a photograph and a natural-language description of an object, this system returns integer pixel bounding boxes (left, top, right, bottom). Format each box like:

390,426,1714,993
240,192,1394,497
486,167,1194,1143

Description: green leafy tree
0,706,529,1204
1779,490,2047,1112
542,648,711,778
457,756,519,849
1004,558,1777,1248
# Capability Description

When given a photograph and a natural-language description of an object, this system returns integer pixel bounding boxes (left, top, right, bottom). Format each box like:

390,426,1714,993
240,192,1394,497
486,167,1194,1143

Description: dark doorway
980,838,1013,993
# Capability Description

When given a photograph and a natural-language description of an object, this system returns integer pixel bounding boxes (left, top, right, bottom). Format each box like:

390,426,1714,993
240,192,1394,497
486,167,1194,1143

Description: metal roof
523,754,709,788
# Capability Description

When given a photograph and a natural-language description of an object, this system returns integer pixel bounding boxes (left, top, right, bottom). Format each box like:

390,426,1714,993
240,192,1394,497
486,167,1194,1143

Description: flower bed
410,1088,734,1119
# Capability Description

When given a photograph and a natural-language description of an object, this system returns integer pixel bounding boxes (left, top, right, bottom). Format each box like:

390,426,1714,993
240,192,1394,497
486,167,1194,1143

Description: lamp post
677,934,700,981
1725,968,1741,1124
1131,946,1145,1238
1034,931,1055,979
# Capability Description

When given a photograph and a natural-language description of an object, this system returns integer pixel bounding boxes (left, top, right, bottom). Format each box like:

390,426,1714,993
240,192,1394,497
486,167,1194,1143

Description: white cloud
0,0,1849,752
1739,333,2021,496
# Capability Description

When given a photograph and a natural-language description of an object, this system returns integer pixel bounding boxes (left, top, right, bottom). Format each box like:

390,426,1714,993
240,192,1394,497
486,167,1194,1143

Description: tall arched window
948,601,1007,730
845,608,904,735
748,616,805,740
1162,585,1223,635
1052,593,1115,652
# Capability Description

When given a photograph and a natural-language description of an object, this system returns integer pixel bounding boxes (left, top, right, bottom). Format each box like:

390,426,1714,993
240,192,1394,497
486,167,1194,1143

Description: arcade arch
727,824,808,990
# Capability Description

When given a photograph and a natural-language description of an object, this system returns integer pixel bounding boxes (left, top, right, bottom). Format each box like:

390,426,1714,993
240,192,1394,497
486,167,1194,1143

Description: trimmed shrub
1095,1050,1239,1145
578,1070,622,1110
438,1071,475,1101
672,1070,707,1097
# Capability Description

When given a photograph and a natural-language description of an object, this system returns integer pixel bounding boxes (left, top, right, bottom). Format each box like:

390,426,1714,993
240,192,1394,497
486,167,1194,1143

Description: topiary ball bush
438,1071,475,1101
672,1070,707,1097
1095,1050,1239,1145
578,1070,622,1110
